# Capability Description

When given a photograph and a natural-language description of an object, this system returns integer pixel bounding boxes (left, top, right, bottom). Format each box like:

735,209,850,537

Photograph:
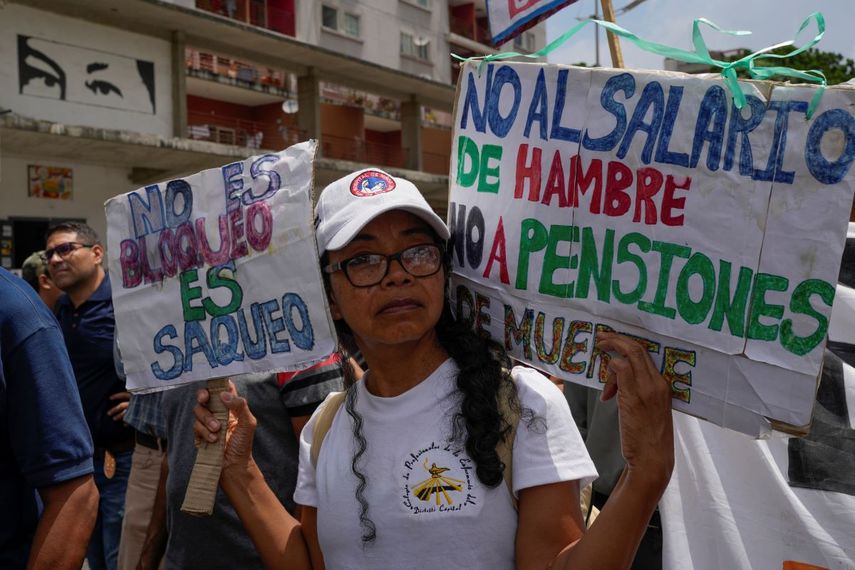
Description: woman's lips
377,298,422,314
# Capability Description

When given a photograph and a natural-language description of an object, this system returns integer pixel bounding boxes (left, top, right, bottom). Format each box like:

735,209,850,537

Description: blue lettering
164,179,193,228
690,85,727,171
654,86,689,167
550,69,581,143
247,154,282,204
210,314,244,365
237,303,268,359
486,65,522,138
151,324,183,380
282,293,314,351
805,108,855,185
583,73,635,152
617,80,664,164
128,184,165,239
524,68,549,140
460,66,493,133
260,299,291,353
222,162,244,213
723,95,766,176
183,319,217,372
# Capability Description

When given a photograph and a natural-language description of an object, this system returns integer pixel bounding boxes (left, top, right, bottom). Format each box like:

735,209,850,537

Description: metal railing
187,111,305,150
321,134,407,169
196,0,295,36
186,48,290,91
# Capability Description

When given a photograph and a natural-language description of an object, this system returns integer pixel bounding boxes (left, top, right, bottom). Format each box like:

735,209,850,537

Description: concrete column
401,95,422,172
171,31,188,139
297,68,322,153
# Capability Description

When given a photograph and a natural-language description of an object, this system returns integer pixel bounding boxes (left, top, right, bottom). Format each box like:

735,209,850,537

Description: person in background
21,250,63,311
118,390,167,570
0,266,99,569
46,221,133,570
137,355,347,569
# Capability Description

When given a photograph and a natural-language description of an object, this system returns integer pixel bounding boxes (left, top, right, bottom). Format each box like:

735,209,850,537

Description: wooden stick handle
181,378,230,516
600,0,625,68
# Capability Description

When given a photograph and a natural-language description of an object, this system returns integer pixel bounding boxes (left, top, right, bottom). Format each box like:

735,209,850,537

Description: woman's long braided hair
322,240,522,544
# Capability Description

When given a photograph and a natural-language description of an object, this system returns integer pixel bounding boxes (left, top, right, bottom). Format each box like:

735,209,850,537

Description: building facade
0,0,543,268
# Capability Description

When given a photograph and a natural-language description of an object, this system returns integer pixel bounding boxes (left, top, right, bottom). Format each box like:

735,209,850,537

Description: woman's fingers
193,388,221,443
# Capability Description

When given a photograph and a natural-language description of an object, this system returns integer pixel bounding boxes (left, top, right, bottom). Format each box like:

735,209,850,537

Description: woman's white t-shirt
294,359,597,570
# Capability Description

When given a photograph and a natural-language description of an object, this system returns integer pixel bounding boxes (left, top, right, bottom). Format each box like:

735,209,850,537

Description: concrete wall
296,0,451,84
0,153,135,248
0,4,173,137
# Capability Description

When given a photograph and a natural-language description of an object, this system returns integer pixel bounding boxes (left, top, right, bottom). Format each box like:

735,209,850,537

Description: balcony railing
186,48,290,92
187,111,305,150
196,0,296,36
321,134,407,169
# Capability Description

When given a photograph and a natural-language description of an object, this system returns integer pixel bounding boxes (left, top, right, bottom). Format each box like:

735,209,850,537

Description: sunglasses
44,242,94,261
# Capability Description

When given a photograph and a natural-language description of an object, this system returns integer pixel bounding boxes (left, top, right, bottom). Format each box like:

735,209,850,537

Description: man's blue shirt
0,267,94,568
55,273,133,448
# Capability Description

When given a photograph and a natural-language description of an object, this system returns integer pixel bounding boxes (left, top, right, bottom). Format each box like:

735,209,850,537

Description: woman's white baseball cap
315,168,449,255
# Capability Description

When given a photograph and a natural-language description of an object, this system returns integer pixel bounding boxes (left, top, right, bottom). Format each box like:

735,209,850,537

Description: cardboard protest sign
106,141,336,392
487,0,579,46
448,60,855,434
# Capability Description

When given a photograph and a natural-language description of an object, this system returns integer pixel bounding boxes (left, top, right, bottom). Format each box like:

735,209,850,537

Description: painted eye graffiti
85,79,123,97
85,62,123,97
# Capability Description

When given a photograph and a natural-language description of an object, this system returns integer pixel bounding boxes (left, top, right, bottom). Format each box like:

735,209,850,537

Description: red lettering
482,217,510,285
541,150,568,207
634,167,663,224
571,156,602,212
515,144,541,201
662,175,691,226
604,161,632,216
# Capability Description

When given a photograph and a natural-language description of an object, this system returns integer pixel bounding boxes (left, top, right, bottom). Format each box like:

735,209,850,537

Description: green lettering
478,144,503,194
575,227,615,302
538,224,576,298
516,218,548,290
612,232,650,305
456,136,479,188
747,273,789,341
780,279,835,356
179,269,205,322
708,262,753,337
202,266,244,317
675,252,716,324
637,241,690,319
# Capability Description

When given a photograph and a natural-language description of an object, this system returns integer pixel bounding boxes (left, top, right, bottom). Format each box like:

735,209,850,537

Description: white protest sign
449,60,855,434
106,141,336,392
486,0,579,46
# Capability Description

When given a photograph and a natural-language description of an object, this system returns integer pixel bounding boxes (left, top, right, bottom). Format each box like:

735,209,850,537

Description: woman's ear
327,287,343,320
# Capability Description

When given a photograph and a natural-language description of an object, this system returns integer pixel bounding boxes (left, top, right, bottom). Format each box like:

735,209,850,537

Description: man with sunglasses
46,221,133,570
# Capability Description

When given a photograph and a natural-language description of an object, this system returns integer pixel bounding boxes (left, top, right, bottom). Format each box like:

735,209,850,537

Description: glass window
416,40,430,61
415,0,430,7
401,32,414,55
322,5,338,30
344,13,360,37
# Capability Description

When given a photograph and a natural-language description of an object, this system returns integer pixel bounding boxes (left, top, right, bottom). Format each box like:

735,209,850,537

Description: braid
435,306,520,488
343,384,376,544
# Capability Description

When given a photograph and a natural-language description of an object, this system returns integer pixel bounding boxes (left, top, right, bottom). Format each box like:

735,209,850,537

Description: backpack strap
309,391,346,468
496,377,521,511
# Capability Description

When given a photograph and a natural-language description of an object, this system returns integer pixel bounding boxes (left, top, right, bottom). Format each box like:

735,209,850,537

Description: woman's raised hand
596,331,674,489
193,381,258,473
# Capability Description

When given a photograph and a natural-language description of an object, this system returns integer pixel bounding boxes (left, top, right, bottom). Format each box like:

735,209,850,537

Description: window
322,4,360,38
322,5,337,30
513,31,535,52
400,32,430,61
413,0,430,8
344,13,360,37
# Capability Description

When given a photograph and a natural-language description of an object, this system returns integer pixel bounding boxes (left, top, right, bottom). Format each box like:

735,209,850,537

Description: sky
544,0,855,73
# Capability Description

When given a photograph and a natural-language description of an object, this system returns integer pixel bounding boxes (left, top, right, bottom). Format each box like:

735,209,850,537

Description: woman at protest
193,168,674,569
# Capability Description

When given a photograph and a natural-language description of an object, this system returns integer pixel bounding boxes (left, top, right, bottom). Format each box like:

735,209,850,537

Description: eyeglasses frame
323,243,444,288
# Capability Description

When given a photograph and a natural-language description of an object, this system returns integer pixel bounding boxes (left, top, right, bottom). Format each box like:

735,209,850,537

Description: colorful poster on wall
487,0,579,46
448,60,855,435
105,141,337,392
28,165,73,200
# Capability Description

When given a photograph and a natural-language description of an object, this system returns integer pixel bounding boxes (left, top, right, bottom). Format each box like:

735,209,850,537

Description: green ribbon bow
453,12,828,118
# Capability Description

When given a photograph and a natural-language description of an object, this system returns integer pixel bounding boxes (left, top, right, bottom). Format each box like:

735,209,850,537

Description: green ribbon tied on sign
453,12,828,118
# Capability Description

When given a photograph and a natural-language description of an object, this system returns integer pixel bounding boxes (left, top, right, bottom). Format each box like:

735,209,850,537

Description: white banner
660,353,855,569
106,141,336,392
449,61,855,433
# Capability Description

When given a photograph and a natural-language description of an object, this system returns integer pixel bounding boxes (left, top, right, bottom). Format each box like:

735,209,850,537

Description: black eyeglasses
44,242,93,261
323,244,443,287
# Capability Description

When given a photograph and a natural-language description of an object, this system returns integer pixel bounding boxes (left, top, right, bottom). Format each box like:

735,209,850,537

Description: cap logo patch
350,171,396,197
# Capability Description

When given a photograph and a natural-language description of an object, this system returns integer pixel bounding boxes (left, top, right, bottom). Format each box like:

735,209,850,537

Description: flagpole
600,0,624,68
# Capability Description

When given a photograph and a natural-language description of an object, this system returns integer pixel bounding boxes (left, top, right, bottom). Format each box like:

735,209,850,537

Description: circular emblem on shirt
401,440,478,516
350,171,396,197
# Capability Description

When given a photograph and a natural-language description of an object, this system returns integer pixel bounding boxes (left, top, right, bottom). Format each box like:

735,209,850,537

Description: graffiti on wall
18,35,156,114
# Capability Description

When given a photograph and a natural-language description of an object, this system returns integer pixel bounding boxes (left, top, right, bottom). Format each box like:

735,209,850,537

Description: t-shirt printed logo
350,171,395,197
401,441,477,515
